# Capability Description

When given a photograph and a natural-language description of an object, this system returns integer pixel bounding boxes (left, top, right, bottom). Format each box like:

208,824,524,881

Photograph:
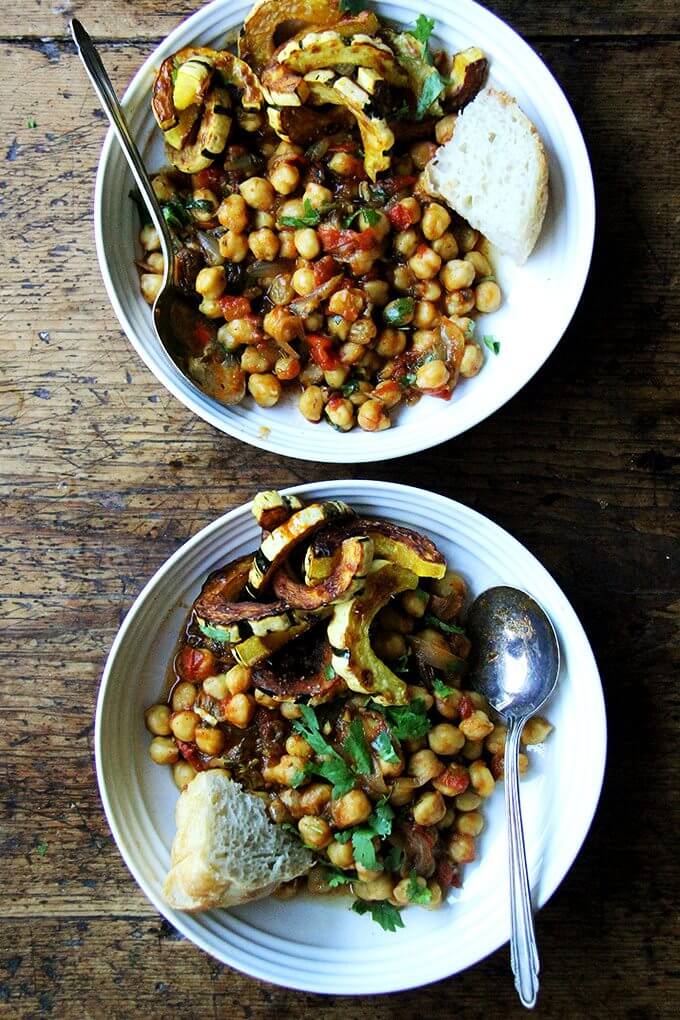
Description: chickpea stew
136,0,502,432
145,491,552,931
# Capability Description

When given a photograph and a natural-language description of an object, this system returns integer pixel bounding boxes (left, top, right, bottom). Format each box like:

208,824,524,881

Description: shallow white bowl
96,480,606,994
95,0,595,463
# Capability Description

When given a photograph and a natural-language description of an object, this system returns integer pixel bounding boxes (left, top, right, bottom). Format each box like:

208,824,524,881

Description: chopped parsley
341,379,361,397
482,334,501,355
27,117,37,129
370,698,430,740
279,197,324,228
324,663,336,681
320,864,352,888
398,372,417,390
372,730,401,765
423,614,465,636
289,767,310,788
351,899,405,932
293,705,356,798
344,718,373,775
343,206,382,228
406,870,433,905
416,72,446,119
36,841,48,857
432,677,457,699
383,297,414,327
349,797,395,871
408,14,436,47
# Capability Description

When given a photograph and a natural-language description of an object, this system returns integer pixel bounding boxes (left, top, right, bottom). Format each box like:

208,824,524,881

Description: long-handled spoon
466,586,560,1009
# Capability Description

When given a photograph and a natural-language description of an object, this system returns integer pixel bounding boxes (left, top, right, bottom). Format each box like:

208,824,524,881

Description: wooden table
2,0,678,1015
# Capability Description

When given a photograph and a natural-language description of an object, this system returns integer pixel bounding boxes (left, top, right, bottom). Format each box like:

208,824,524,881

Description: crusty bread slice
423,88,549,264
163,771,312,911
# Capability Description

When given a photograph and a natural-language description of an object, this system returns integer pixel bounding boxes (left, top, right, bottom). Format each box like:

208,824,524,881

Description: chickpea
218,230,249,263
468,760,496,798
145,704,171,736
248,373,282,407
278,197,305,222
149,736,179,765
223,692,256,729
172,681,197,712
399,197,422,223
274,140,303,158
392,876,419,906
522,716,553,745
298,815,332,849
413,790,447,827
458,710,494,742
462,739,484,761
400,589,428,618
263,306,300,343
364,279,390,306
349,249,378,276
354,874,395,901
293,227,320,260
239,177,275,211
416,359,450,391
145,252,165,274
438,806,456,830
378,606,413,634
408,749,445,786
406,684,434,711
268,796,291,825
173,760,197,790
328,151,363,176
327,839,355,869
422,203,452,242
456,810,484,837
327,315,351,341
249,227,280,261
375,328,407,358
408,245,442,281
279,788,305,819
331,789,373,828
459,343,484,378
410,140,438,169
269,161,300,195
221,318,259,350
392,265,414,292
456,224,479,252
435,113,457,144
414,300,439,330
348,321,376,349
286,734,312,759
394,228,419,258
373,630,406,660
170,710,199,743
241,346,271,374
198,298,222,320
279,701,302,720
292,266,315,296
415,279,442,302
299,385,325,422
202,674,229,700
411,328,438,354
300,782,333,815
190,188,218,224
445,289,476,316
464,251,492,278
195,266,226,301
432,763,470,797
441,259,475,292
329,288,365,322
217,194,248,233
304,313,324,334
151,173,175,202
339,341,364,365
475,280,502,313
275,354,300,381
371,380,401,409
139,223,160,252
428,723,465,756
357,398,390,432
432,232,459,261
307,865,336,895
389,776,418,807
195,724,226,756
140,273,162,304
447,831,476,864
278,229,297,259
455,791,482,812
325,396,354,432
304,182,333,209
324,366,349,387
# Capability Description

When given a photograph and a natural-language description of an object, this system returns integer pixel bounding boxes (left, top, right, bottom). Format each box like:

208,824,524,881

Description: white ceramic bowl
95,0,595,463
96,480,606,994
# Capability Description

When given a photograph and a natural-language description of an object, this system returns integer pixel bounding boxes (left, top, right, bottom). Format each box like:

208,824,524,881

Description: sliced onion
290,273,344,317
245,259,295,280
197,231,225,266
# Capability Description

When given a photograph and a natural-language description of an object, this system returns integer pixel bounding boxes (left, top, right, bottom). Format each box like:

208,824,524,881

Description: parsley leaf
423,614,465,636
293,705,356,797
334,830,353,844
280,197,324,228
416,70,447,119
289,766,311,788
344,718,373,775
351,899,405,932
371,797,394,837
323,865,352,888
343,206,382,228
340,0,366,11
383,296,414,327
341,379,360,397
371,699,431,740
36,840,48,857
312,757,356,799
293,704,332,756
482,334,501,355
27,117,37,129
409,14,436,47
351,827,380,871
398,372,417,390
324,664,336,681
162,198,190,231
432,677,457,699
464,319,476,340
406,870,433,905
372,730,400,765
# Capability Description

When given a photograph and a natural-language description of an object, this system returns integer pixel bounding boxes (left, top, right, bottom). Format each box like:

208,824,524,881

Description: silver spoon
70,19,220,374
466,586,560,1010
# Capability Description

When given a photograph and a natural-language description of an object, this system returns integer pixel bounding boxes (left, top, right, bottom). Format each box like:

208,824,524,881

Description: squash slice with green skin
305,517,446,583
304,78,394,181
252,491,305,532
232,619,317,668
275,29,407,87
326,561,418,705
165,85,232,174
194,598,301,644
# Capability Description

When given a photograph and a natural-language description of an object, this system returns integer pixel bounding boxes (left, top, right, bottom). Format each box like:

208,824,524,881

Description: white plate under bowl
96,480,606,994
94,0,595,464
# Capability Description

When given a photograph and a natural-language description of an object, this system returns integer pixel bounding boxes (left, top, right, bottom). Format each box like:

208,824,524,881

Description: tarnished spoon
466,586,560,1010
71,19,217,370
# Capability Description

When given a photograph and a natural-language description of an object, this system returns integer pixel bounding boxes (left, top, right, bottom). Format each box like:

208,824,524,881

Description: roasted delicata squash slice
387,29,446,119
261,63,310,107
445,46,488,109
274,29,408,88
327,561,418,704
194,595,302,644
304,78,394,180
173,55,215,110
252,491,305,532
246,499,355,595
251,624,344,704
306,517,446,583
232,619,316,667
165,85,232,172
272,536,373,609
201,555,253,602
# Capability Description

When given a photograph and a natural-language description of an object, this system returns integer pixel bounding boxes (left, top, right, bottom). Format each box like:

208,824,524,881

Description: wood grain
1,7,679,1019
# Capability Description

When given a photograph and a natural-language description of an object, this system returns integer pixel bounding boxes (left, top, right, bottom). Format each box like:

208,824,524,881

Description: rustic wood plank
1,26,679,1020
2,0,680,41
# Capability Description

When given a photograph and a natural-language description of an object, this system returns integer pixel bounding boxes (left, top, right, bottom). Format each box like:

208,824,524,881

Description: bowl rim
93,0,596,463
95,479,607,993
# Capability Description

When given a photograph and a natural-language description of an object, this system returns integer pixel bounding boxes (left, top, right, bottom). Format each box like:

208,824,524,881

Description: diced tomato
458,694,474,719
192,323,213,350
307,333,341,372
192,167,224,190
318,225,376,255
218,295,252,321
489,753,505,780
387,201,418,230
436,857,462,892
435,764,470,796
176,740,207,771
427,385,452,400
175,645,216,683
312,255,339,287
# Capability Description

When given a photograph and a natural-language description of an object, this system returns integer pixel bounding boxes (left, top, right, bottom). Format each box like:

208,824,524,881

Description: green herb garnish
324,664,336,681
36,841,48,856
321,865,352,888
351,899,405,932
349,798,395,871
398,372,417,389
27,117,37,129
344,718,373,775
416,71,446,118
279,197,325,228
343,206,382,228
372,730,400,765
383,844,404,873
383,297,414,327
341,379,361,397
289,767,310,788
432,677,457,699
423,614,465,635
482,335,501,355
406,869,433,904
408,14,436,47
371,698,430,740
293,705,356,798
